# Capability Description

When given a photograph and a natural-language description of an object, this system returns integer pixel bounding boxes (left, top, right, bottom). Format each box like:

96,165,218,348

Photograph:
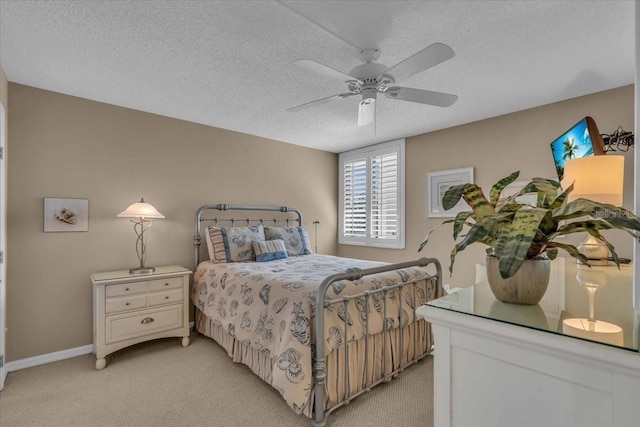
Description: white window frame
339,138,405,249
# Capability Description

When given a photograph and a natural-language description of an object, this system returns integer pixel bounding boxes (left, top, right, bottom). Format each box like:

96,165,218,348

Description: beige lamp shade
562,155,624,205
117,198,165,219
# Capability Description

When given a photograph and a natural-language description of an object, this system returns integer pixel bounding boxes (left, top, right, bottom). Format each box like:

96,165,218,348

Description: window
339,139,405,249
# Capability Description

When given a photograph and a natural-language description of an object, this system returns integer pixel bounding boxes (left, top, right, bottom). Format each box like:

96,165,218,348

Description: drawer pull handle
165,283,169,286
141,317,155,325
125,302,130,306
165,296,169,300
125,288,130,291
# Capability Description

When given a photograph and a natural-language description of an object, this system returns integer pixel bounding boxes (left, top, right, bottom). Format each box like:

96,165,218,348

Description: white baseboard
6,321,196,373
5,344,93,373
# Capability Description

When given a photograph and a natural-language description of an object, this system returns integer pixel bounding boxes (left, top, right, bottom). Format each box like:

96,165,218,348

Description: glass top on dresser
425,259,640,352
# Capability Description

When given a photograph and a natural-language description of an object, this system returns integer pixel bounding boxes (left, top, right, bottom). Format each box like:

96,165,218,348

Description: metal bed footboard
312,257,442,427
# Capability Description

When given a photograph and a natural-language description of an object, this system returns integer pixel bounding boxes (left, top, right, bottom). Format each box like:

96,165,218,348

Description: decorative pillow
206,224,265,262
252,239,289,262
264,226,312,256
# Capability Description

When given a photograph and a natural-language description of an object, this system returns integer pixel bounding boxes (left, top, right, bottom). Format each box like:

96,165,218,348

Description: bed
192,204,442,427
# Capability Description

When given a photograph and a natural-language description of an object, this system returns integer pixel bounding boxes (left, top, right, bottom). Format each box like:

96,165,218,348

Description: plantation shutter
370,152,398,239
342,158,367,237
339,139,405,248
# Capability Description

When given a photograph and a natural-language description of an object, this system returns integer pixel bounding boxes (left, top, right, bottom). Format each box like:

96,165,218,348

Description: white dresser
417,260,640,427
91,265,192,370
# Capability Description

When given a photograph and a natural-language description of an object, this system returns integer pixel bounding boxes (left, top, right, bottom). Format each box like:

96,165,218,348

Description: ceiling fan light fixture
358,96,376,127
362,88,377,104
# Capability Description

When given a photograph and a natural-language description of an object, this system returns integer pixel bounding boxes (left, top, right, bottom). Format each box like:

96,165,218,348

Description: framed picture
44,198,89,232
427,167,474,217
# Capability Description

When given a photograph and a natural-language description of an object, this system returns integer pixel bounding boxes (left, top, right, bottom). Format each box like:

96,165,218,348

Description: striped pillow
206,224,265,262
252,239,288,262
264,226,312,256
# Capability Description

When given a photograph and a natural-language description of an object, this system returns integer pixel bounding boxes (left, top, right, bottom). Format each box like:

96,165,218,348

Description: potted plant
419,171,640,304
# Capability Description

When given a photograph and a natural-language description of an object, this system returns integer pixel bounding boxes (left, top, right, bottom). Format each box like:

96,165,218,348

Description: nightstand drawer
148,289,183,307
105,294,147,314
106,281,147,297
148,277,183,292
106,305,183,344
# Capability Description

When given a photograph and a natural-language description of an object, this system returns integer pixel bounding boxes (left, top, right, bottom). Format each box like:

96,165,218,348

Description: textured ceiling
0,1,635,153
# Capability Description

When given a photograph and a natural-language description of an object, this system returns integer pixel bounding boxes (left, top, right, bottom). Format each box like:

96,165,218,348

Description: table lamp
118,198,165,274
562,155,624,265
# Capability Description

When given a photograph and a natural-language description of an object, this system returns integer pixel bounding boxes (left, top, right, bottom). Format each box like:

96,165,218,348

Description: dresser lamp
562,155,624,265
117,198,165,274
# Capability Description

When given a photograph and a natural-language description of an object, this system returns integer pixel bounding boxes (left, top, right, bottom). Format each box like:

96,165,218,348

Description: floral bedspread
192,254,434,414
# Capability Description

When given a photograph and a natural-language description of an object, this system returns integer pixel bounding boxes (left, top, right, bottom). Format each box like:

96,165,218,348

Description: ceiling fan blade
287,92,355,112
382,43,455,82
386,87,458,107
294,59,359,83
357,99,376,127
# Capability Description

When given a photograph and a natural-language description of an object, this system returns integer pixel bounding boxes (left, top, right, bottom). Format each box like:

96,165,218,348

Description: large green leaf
546,220,621,266
538,208,556,235
554,200,640,238
442,183,474,210
553,199,610,220
449,245,458,276
455,222,493,251
580,226,621,267
545,241,590,265
448,221,495,275
549,182,573,210
531,178,561,208
589,205,640,233
489,171,520,206
497,203,521,214
504,178,560,209
443,184,496,217
546,220,615,241
476,213,516,243
417,219,454,252
494,208,551,278
452,211,473,240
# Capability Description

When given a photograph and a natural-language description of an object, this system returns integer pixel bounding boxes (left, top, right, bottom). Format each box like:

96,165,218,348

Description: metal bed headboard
193,204,303,268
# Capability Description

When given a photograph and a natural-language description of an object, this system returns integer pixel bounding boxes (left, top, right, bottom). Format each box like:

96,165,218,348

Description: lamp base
578,258,611,266
129,267,156,275
577,234,610,265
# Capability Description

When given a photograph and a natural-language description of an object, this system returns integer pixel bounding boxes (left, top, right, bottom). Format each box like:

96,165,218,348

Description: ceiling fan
288,43,458,127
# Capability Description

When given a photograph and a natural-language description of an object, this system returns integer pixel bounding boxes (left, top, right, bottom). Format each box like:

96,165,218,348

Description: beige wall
6,83,338,361
339,85,636,288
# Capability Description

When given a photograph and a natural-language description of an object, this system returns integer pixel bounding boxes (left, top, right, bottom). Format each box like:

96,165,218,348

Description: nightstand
90,265,192,370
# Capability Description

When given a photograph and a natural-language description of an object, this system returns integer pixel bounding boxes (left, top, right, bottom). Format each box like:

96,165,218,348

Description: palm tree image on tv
562,138,578,160
550,118,595,181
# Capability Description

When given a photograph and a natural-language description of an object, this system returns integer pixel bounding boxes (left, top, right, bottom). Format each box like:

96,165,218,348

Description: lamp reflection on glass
562,265,623,346
118,198,165,274
562,155,624,265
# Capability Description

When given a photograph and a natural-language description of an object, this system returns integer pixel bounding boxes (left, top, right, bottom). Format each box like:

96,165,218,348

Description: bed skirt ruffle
196,308,432,418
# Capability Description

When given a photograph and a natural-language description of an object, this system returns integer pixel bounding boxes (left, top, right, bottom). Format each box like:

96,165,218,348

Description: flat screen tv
550,116,604,181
